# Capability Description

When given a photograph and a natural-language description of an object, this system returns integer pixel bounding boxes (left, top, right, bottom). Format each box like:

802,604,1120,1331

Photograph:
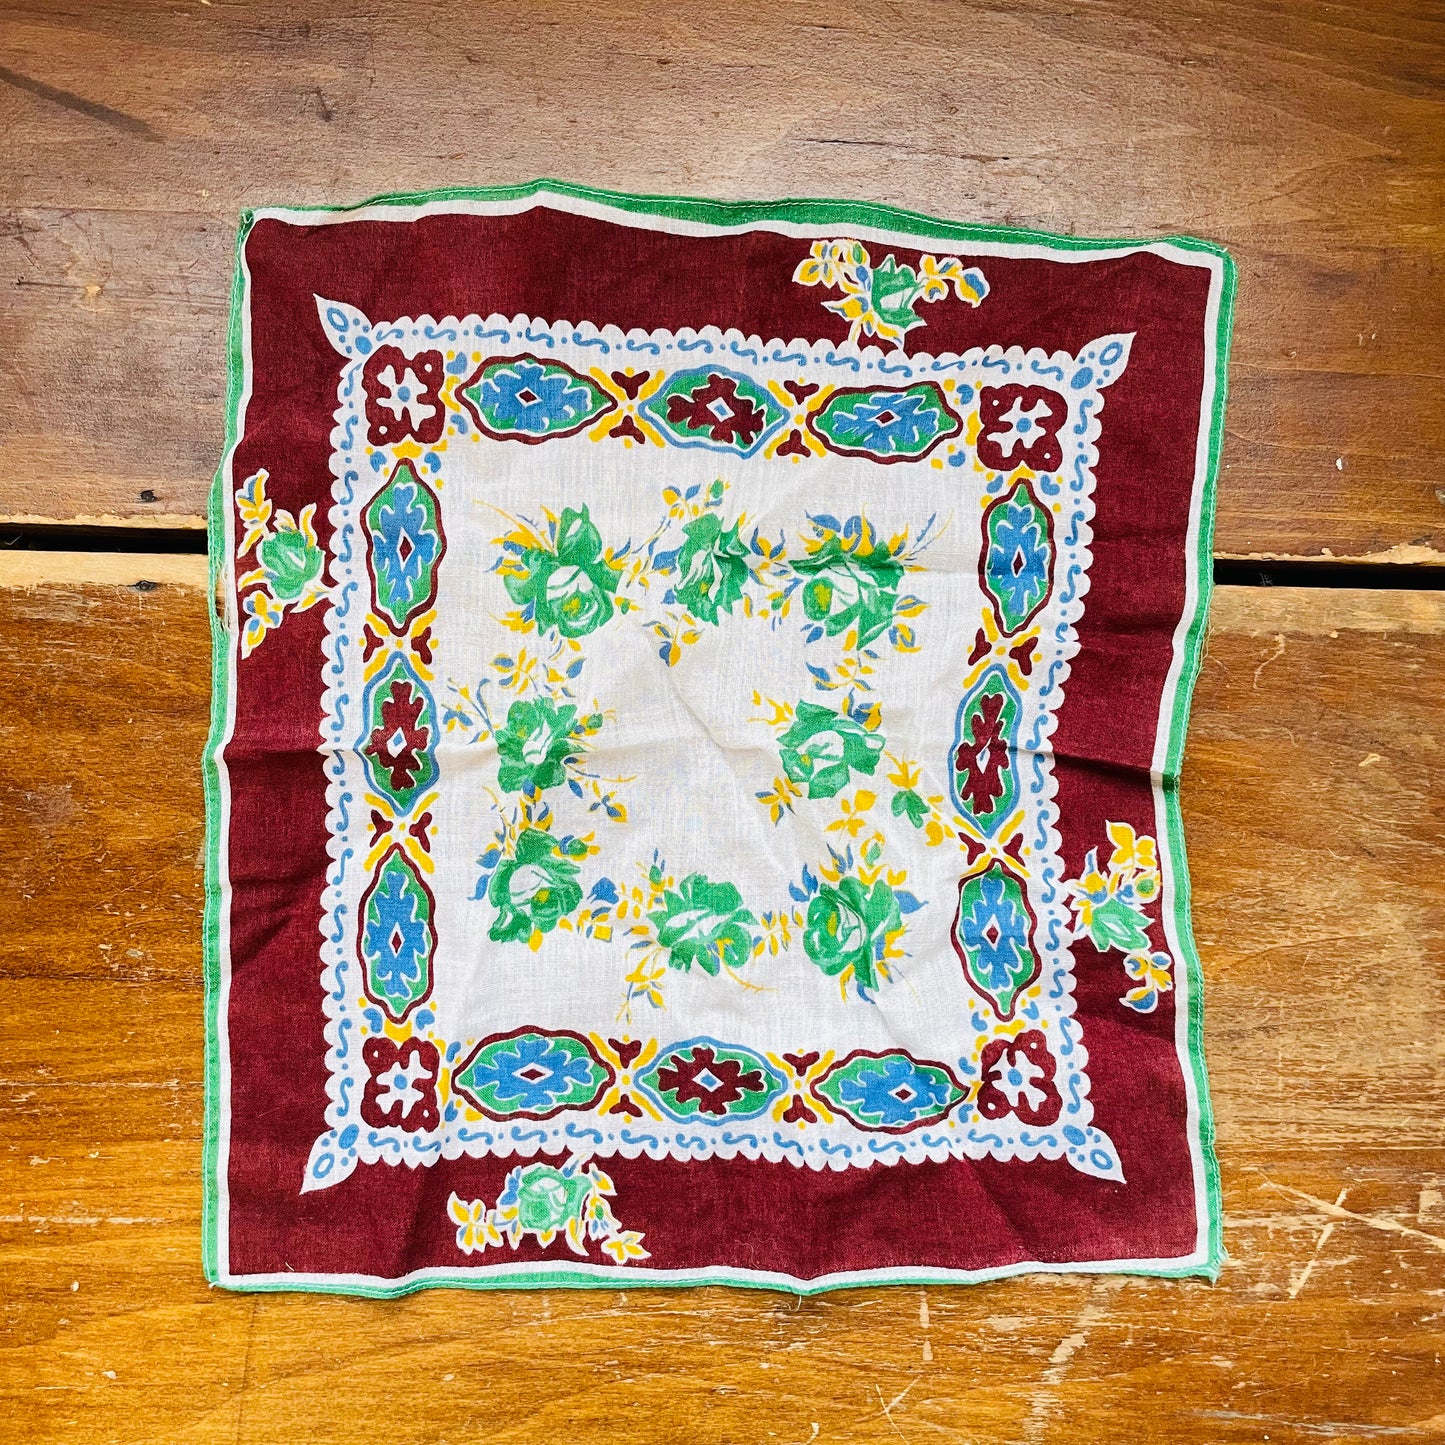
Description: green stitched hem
201,208,255,1284
203,180,1232,1293
1162,241,1237,1282
249,176,1232,265
203,1253,1222,1299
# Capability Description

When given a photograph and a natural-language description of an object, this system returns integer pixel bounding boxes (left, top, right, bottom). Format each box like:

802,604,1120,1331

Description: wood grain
0,570,1441,1443
1,0,1443,558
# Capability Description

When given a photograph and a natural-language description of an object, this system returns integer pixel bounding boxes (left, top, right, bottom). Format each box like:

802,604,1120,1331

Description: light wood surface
2,0,1444,560
2,571,1441,1443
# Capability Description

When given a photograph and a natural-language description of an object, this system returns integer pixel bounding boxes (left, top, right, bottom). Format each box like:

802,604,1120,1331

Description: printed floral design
976,384,1067,475
486,827,586,945
494,482,934,694
457,356,615,442
804,874,904,1000
644,1041,782,1119
1066,822,1175,1013
812,1050,965,1132
445,654,625,823
792,521,906,650
360,1037,440,1132
951,666,1023,839
495,506,626,639
616,859,760,1015
976,1030,1062,1127
648,874,757,976
638,478,781,664
671,512,753,623
300,301,1158,1205
980,479,1053,635
364,663,435,798
778,700,885,800
807,383,962,462
364,459,446,634
448,1156,648,1264
359,843,436,1023
793,239,989,346
954,691,1011,814
640,368,787,456
497,698,594,797
1120,949,1175,1014
666,373,770,447
363,344,445,447
234,470,328,657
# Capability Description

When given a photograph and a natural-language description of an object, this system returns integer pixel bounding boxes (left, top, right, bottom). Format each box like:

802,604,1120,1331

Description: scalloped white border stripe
302,305,1130,1193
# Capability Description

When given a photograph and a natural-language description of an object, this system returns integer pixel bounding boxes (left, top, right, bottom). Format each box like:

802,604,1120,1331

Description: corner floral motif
234,469,328,657
976,1029,1062,1126
360,1036,440,1132
363,345,446,447
976,384,1068,476
1065,821,1175,1013
448,1156,648,1264
793,239,988,347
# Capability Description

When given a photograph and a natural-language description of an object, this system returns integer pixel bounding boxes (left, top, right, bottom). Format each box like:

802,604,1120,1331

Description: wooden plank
1,0,1443,559
1,568,1441,1442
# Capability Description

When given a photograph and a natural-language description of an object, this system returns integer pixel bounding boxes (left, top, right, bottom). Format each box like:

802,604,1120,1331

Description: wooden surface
3,3,1444,1438
2,569,1442,1443
2,0,1445,560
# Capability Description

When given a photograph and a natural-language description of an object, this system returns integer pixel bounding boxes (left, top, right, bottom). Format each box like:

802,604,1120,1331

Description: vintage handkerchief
204,182,1233,1293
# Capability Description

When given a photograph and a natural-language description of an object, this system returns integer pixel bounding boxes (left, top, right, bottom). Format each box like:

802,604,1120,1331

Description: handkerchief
205,182,1233,1292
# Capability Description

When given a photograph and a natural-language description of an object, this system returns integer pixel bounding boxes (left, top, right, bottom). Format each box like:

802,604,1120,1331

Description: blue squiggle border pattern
302,304,1131,1191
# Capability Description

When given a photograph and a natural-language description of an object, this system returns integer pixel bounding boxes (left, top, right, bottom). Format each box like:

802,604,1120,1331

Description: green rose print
1080,896,1152,954
257,526,324,602
803,876,902,996
891,788,929,828
514,1165,592,1233
867,256,934,337
778,701,884,800
496,697,590,796
505,507,619,639
672,512,752,624
792,534,904,649
488,827,585,943
648,872,757,975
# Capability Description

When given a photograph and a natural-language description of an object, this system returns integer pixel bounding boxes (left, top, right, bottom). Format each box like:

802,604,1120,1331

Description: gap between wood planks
4,524,1445,592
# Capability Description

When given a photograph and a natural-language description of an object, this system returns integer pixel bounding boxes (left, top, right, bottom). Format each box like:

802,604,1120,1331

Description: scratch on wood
873,1379,918,1443
1198,1410,1420,1437
1252,632,1287,688
1022,1285,1112,1442
1288,1188,1346,1298
1263,1180,1445,1253
233,1296,259,1444
0,64,160,140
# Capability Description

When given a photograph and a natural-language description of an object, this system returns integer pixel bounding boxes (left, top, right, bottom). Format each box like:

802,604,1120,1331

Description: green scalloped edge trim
202,179,1234,1295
